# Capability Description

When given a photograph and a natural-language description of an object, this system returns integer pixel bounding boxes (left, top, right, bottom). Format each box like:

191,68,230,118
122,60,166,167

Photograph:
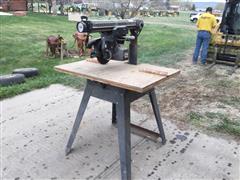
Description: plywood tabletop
54,59,180,93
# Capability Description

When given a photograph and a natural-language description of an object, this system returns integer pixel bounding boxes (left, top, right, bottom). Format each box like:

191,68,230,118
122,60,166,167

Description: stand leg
65,83,92,155
149,90,166,144
112,103,117,124
116,94,131,180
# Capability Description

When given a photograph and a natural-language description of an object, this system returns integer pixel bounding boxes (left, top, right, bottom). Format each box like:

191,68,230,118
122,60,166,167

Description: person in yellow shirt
193,7,217,65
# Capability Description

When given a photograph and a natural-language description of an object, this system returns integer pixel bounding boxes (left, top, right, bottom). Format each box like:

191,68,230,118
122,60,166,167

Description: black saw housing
76,16,144,64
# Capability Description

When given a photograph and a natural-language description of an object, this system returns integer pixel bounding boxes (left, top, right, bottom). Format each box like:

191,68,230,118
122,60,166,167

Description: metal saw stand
65,79,166,180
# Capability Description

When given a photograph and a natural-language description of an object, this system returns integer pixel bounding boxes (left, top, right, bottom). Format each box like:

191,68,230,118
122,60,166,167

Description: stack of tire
0,68,39,86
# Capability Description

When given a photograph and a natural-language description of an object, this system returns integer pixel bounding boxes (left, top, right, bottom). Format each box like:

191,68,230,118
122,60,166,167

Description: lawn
142,11,195,26
0,13,196,99
1,13,239,138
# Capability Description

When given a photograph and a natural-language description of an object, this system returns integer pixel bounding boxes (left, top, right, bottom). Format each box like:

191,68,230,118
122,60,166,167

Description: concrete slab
1,84,239,180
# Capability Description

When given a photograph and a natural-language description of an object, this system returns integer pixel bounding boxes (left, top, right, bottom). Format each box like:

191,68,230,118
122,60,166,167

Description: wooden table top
55,59,180,93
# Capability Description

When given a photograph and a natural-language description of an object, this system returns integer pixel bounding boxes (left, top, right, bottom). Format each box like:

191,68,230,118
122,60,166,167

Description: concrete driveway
1,84,239,179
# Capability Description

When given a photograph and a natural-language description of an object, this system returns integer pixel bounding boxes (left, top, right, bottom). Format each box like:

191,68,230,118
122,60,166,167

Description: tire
0,74,25,86
12,68,39,78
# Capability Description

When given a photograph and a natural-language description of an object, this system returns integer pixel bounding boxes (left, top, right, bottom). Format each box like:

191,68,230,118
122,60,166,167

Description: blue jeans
193,31,211,64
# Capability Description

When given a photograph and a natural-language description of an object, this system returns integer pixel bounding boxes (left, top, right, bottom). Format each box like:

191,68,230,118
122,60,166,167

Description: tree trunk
52,0,57,15
38,1,40,12
30,0,34,12
165,0,170,10
47,0,52,14
59,0,64,15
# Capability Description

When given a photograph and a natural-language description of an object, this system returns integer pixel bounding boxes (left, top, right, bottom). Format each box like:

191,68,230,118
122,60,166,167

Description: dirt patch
132,50,240,140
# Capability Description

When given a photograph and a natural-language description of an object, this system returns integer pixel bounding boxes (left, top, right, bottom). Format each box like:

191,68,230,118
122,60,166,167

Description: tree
180,0,192,11
165,0,170,10
148,0,165,10
97,0,147,19
191,3,196,11
59,0,64,15
47,0,52,14
129,0,147,18
52,0,57,15
29,0,34,11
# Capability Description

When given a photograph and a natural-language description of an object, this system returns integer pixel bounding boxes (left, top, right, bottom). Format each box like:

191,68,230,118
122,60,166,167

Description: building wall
10,0,27,11
0,0,27,11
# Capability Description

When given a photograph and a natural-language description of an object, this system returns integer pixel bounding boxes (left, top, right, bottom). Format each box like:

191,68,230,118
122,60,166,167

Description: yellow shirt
197,12,217,32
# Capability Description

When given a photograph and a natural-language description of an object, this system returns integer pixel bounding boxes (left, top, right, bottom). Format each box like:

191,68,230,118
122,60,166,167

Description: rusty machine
76,16,144,64
207,0,240,72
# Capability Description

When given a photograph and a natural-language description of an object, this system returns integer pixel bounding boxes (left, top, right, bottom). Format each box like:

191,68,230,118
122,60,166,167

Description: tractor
207,0,240,72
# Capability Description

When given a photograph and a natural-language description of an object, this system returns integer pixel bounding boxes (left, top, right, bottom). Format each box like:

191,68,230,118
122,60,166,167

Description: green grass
206,112,240,136
0,13,87,99
142,11,195,26
0,13,195,99
205,112,223,119
187,112,205,126
138,24,195,64
214,117,240,136
188,111,240,136
209,79,239,88
220,97,240,108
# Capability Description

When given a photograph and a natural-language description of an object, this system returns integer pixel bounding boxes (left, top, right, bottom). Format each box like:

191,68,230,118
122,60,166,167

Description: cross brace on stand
65,79,166,180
